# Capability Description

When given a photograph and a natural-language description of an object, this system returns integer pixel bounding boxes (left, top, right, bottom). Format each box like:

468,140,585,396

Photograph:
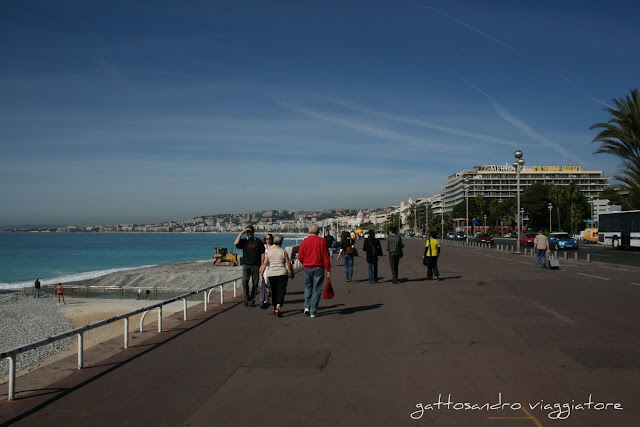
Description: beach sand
1,261,245,381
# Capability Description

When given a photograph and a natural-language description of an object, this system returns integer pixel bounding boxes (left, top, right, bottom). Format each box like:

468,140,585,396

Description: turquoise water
0,232,301,290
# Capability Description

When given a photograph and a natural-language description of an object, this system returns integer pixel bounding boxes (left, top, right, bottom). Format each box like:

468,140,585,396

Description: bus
597,210,640,249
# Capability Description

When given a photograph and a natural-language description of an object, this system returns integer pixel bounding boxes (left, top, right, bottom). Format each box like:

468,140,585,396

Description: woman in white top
259,234,294,317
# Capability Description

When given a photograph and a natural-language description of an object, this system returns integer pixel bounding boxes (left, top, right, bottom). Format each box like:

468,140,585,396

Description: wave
0,264,160,290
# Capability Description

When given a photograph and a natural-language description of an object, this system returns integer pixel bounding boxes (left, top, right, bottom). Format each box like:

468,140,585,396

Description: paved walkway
1,238,639,426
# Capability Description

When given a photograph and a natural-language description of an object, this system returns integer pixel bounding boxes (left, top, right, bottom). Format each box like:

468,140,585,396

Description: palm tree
591,88,640,209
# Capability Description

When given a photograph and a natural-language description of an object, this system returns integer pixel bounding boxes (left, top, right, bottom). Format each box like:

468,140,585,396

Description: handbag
322,279,334,299
260,278,270,308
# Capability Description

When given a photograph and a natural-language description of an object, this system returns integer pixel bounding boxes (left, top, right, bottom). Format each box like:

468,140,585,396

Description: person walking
338,230,356,282
324,230,335,259
423,230,441,280
297,224,331,318
259,234,294,317
54,283,65,304
262,233,274,298
362,230,382,283
234,225,265,307
386,226,404,284
34,278,41,298
534,230,551,269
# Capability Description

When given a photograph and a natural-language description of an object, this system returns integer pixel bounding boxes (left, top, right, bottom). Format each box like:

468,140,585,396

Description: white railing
1,276,243,401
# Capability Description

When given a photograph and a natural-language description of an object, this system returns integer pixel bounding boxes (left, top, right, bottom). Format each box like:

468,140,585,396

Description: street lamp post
483,214,487,232
513,150,525,253
464,179,470,244
441,191,445,238
548,203,553,231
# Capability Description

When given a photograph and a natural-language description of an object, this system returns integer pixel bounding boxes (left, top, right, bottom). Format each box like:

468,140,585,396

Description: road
476,237,640,268
2,237,639,426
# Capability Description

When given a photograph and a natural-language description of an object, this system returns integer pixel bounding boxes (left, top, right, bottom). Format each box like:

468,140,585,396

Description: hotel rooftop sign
474,164,583,172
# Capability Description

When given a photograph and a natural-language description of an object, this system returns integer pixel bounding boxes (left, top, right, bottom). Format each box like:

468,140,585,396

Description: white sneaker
310,314,316,318
304,308,310,316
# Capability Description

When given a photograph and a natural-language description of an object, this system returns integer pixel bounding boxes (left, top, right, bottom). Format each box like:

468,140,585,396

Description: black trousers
269,274,288,307
242,264,260,303
389,252,400,283
426,257,439,279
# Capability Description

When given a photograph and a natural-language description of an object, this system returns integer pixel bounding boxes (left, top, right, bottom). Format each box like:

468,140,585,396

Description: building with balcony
431,164,609,214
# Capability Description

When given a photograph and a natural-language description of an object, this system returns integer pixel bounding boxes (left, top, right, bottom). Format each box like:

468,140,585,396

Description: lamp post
513,150,525,252
441,191,445,238
483,214,487,232
548,203,553,231
464,178,470,244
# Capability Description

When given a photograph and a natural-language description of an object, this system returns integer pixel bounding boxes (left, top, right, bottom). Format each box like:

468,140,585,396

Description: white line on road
537,305,578,326
631,283,640,287
497,257,512,261
597,265,630,272
516,260,531,265
484,255,496,258
576,272,610,281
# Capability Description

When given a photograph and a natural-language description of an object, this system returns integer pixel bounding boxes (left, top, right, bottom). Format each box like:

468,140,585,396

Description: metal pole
77,332,84,369
8,355,16,400
465,181,469,244
514,150,524,253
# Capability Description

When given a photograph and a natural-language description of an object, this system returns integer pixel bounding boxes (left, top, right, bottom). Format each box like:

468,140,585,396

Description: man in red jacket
297,224,331,318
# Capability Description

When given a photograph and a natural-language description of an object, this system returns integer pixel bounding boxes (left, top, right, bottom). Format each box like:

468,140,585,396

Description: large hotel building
430,164,609,214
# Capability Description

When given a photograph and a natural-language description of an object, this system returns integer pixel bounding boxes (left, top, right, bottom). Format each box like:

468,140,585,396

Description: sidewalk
1,238,639,426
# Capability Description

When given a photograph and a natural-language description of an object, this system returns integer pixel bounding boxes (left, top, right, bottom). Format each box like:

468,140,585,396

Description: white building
431,164,609,214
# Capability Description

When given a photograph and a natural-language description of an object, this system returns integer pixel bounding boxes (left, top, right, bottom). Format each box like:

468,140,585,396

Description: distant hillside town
6,162,621,235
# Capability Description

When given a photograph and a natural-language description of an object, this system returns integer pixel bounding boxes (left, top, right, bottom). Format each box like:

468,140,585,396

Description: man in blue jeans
297,224,331,318
533,230,551,269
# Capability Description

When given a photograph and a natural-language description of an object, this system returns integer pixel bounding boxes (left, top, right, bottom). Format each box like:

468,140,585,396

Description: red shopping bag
322,279,334,299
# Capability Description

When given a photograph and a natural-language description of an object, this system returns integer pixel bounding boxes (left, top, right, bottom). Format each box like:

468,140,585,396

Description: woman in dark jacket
338,230,355,282
362,229,382,283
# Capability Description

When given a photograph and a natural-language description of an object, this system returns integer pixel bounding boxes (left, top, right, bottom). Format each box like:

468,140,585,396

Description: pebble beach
1,261,244,379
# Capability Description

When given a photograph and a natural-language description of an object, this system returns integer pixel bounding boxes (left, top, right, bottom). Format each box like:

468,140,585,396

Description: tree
521,184,552,231
591,88,640,209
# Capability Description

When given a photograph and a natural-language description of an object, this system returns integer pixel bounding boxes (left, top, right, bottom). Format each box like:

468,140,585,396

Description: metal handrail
1,275,243,401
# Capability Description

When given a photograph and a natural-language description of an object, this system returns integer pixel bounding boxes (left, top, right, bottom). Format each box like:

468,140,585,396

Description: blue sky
2,0,639,226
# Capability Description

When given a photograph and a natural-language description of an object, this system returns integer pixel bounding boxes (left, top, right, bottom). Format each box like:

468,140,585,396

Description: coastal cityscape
2,1,640,424
3,161,615,236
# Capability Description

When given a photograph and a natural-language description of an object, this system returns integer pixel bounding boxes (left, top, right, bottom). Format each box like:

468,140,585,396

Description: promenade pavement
1,237,640,426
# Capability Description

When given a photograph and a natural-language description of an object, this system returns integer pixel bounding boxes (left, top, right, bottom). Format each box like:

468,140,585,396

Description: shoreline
1,261,245,379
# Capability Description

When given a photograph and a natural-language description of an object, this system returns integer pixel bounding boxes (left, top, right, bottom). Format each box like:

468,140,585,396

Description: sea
0,232,303,291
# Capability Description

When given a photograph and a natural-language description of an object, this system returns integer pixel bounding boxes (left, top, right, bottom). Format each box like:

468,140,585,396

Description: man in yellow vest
423,230,440,281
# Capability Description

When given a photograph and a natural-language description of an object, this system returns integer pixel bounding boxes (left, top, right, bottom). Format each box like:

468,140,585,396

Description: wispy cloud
319,96,524,147
465,80,584,163
278,100,466,152
414,1,520,55
557,74,613,109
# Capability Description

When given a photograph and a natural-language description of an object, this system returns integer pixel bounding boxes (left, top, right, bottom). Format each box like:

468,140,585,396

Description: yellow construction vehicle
213,247,240,266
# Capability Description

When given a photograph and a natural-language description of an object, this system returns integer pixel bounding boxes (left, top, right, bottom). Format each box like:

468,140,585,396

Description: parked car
445,231,457,240
548,232,579,250
519,232,536,247
474,233,494,244
455,231,466,240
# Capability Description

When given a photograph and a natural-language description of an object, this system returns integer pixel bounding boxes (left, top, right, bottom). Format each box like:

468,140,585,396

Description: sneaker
244,300,249,307
310,314,316,318
304,308,310,316
249,300,256,307
435,276,440,281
